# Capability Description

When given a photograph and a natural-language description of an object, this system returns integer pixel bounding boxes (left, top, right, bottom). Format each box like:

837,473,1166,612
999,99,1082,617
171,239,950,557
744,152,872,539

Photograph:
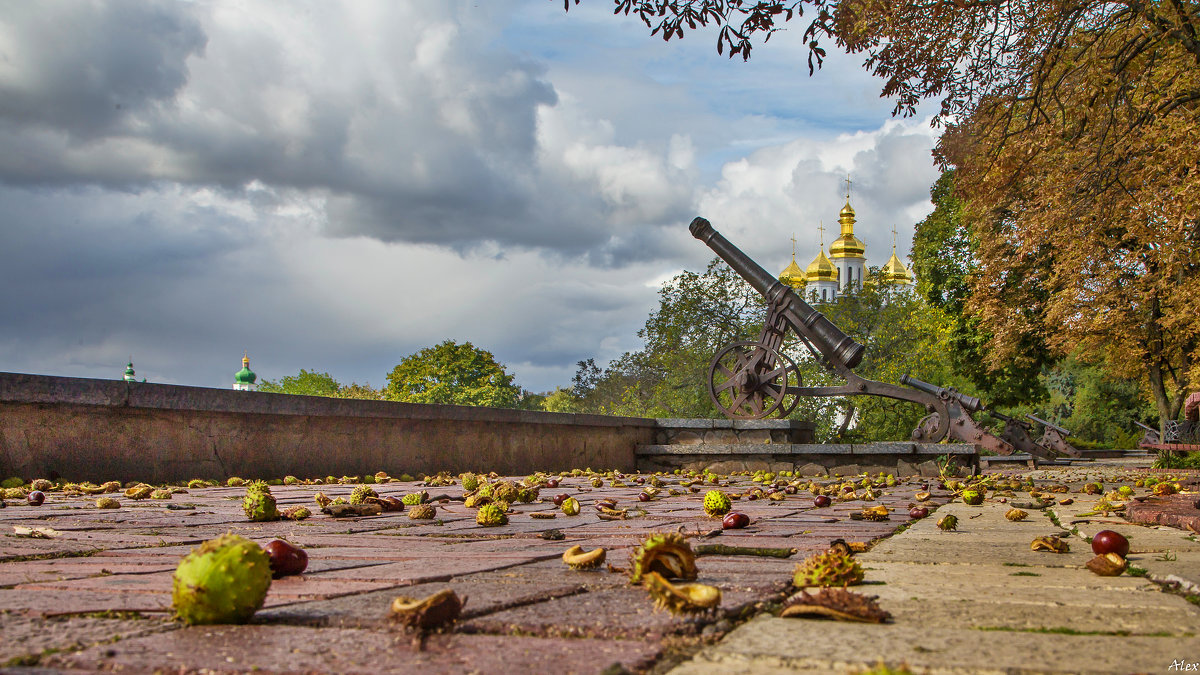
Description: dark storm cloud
0,1,206,140
0,1,697,260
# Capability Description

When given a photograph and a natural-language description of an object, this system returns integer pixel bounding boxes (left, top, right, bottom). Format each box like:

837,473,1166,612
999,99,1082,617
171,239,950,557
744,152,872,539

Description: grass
1002,562,1031,567
1009,571,1041,577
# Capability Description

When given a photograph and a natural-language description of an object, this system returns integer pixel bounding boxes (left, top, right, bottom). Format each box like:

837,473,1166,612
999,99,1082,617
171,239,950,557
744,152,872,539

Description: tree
384,340,522,408
572,258,767,417
565,0,1200,430
813,274,958,441
910,170,1052,408
259,370,383,399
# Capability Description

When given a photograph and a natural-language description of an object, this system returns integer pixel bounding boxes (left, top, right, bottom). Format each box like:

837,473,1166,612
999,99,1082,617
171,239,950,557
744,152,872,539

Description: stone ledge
0,371,655,429
636,443,976,456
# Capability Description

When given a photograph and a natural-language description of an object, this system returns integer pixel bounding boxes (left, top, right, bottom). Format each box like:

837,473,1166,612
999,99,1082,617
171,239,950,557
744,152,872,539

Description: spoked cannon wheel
707,341,802,419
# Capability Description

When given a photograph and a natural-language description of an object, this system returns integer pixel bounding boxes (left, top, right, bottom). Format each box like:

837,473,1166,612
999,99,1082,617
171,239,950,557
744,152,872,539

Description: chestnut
27,491,45,506
263,539,308,578
545,479,559,488
552,493,570,506
908,506,929,519
813,495,832,507
634,477,645,485
722,512,750,529
1090,530,1130,558
638,492,652,502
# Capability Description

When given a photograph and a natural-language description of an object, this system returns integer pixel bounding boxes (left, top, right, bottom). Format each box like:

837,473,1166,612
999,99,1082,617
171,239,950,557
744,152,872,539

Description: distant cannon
690,216,1025,452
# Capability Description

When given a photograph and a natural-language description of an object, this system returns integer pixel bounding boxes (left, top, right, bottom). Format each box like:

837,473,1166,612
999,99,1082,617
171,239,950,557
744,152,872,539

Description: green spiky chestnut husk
349,485,378,505
401,492,426,506
460,473,480,492
793,549,864,588
562,497,581,516
151,489,172,500
243,489,279,522
283,475,300,485
492,481,520,504
226,477,245,487
476,503,508,527
96,497,120,509
961,489,983,506
703,490,731,517
171,534,271,625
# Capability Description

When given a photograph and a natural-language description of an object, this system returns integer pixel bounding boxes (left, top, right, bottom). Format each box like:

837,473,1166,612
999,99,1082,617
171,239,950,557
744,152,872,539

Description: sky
0,0,943,394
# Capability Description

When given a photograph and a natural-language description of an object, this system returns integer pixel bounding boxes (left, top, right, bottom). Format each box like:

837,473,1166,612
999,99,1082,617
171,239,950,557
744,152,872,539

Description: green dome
234,355,257,384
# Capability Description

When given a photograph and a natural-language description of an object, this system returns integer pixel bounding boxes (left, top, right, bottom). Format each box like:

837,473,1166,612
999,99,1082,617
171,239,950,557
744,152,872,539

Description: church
777,182,912,303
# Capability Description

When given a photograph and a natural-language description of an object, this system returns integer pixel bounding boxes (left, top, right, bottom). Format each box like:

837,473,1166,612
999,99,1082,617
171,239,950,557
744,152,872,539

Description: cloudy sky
0,1,942,394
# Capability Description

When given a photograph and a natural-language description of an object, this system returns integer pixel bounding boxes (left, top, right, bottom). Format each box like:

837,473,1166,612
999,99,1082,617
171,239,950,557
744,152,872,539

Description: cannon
1133,420,1161,446
690,217,1020,449
1024,413,1081,457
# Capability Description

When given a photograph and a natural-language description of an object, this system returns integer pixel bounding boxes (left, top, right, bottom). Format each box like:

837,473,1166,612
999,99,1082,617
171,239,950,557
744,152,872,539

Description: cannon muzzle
690,217,864,369
900,374,983,413
1025,413,1069,436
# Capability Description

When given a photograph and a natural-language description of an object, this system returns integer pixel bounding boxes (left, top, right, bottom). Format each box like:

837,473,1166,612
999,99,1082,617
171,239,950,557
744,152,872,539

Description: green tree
815,274,958,441
259,370,344,397
910,170,1052,408
573,258,766,417
259,370,382,399
385,340,521,408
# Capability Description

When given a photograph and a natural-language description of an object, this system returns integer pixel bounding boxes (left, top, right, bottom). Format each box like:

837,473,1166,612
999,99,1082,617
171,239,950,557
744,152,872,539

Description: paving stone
460,586,704,640
0,612,174,667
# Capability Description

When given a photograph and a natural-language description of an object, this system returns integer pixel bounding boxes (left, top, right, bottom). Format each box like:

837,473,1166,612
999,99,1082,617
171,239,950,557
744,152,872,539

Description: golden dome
830,200,866,259
881,250,912,285
805,250,838,282
779,257,806,289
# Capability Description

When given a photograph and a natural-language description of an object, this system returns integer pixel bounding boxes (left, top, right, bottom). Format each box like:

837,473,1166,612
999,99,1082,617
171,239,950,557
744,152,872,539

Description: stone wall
636,442,979,477
0,372,656,483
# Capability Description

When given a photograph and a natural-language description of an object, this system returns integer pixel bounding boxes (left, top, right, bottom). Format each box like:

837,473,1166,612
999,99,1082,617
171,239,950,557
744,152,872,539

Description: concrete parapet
635,442,977,476
0,372,656,483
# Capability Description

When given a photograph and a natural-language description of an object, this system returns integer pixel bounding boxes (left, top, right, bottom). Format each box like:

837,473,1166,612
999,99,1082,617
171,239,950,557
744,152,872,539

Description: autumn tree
385,340,522,408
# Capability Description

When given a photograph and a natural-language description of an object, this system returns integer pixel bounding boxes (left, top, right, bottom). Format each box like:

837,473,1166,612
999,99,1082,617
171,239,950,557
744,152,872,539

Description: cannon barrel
899,374,983,413
1025,413,1069,436
690,217,864,369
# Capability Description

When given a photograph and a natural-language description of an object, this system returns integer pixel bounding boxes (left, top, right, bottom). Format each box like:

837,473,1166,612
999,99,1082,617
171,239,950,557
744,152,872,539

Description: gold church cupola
829,178,866,260
778,234,806,290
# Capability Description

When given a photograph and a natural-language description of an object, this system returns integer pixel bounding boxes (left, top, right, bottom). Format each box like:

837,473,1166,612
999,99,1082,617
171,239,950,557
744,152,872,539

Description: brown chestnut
908,506,929,519
545,478,559,488
813,495,832,507
551,493,570,506
722,512,750,529
264,539,308,578
1091,530,1130,557
638,492,652,502
27,491,45,506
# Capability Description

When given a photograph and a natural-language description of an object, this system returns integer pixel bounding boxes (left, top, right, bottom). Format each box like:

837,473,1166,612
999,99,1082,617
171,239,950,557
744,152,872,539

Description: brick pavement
0,472,934,672
1,465,1196,673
